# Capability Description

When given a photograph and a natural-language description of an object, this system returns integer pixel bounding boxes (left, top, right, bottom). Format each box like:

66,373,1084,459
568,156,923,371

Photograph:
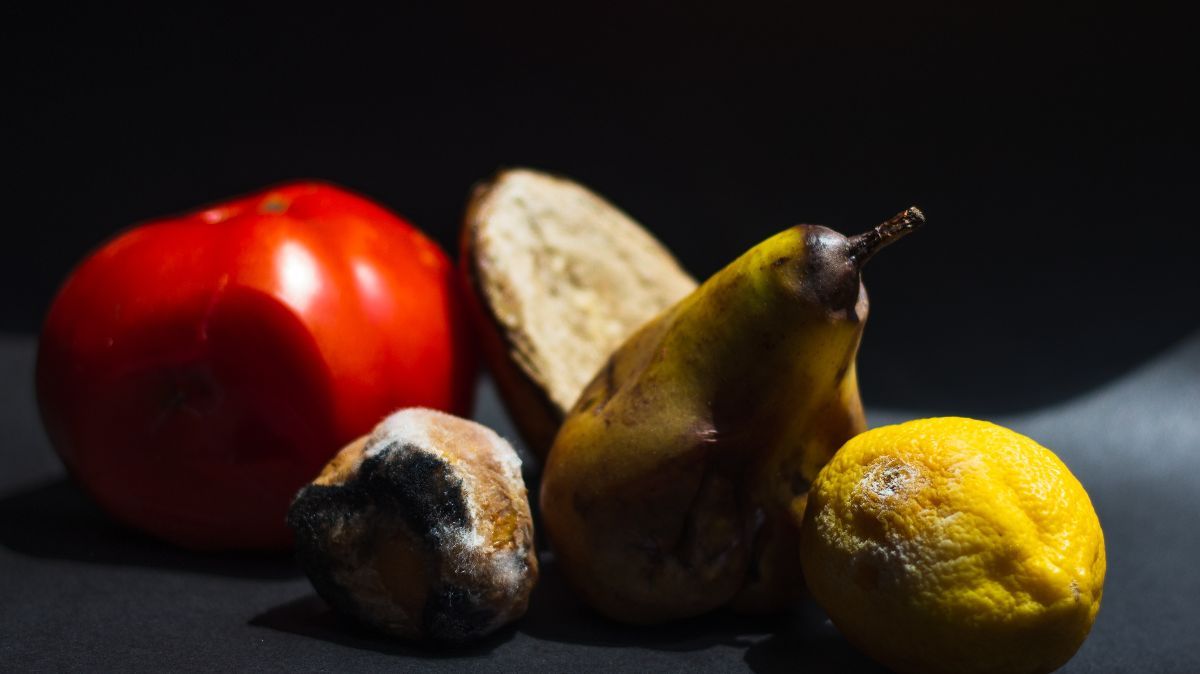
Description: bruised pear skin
539,208,924,624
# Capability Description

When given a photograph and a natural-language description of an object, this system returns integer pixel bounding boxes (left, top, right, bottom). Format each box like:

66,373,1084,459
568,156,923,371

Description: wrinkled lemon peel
800,417,1105,674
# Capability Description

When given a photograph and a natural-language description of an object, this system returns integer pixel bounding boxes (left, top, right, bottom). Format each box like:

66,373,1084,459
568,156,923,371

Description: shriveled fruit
288,408,537,642
540,208,923,623
800,417,1105,674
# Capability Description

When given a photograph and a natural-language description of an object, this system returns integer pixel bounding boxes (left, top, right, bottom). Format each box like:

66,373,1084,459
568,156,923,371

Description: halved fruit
461,168,696,458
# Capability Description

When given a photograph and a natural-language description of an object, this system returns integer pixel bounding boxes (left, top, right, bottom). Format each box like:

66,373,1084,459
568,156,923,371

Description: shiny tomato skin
36,182,475,550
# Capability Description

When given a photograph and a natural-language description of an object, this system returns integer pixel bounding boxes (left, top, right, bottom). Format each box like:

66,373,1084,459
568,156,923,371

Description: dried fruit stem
847,206,925,267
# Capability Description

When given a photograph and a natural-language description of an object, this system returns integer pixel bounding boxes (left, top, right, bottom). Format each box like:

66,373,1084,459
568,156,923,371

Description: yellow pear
540,208,924,623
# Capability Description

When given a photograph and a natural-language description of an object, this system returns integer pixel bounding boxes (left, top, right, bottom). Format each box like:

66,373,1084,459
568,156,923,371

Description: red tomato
36,182,475,550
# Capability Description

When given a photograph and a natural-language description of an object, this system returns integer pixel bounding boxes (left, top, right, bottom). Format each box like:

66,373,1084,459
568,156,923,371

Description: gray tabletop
3,332,1198,672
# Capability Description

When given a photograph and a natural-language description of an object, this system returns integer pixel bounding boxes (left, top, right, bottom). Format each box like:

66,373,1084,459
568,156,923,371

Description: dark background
4,3,1198,414
3,4,1200,672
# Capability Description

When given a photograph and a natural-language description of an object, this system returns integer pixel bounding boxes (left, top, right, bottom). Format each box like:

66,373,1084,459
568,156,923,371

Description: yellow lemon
799,418,1105,674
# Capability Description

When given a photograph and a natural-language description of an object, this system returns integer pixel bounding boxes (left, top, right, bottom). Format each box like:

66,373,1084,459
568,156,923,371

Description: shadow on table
250,592,518,657
250,593,516,658
516,555,773,651
520,556,880,670
740,603,886,673
0,478,300,580
250,554,880,671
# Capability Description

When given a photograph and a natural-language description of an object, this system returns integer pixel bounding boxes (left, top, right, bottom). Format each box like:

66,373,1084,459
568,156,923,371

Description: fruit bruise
541,208,924,623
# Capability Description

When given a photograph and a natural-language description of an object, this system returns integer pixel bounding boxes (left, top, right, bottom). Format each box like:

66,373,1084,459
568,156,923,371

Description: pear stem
847,206,925,267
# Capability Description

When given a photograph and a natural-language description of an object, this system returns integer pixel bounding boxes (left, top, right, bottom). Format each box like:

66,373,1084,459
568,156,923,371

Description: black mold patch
363,443,470,536
286,441,476,639
423,583,498,642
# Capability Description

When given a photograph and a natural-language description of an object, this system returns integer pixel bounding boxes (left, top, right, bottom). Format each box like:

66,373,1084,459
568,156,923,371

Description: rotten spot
287,442,489,640
860,456,927,502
